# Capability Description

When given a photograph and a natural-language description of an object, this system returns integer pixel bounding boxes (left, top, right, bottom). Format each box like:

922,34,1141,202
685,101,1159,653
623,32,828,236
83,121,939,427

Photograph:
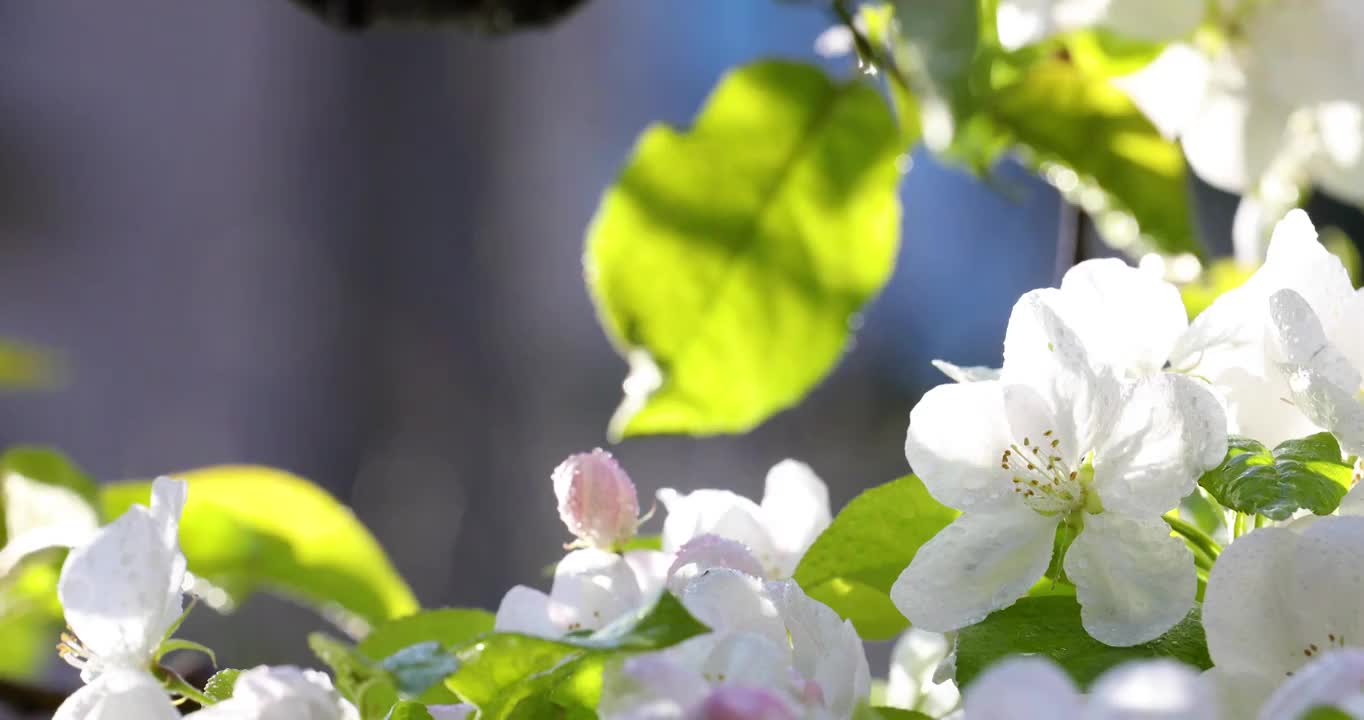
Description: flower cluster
32,212,1364,719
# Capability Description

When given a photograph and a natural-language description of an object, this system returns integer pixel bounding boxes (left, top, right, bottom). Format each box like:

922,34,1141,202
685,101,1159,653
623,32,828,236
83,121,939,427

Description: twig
1055,198,1085,284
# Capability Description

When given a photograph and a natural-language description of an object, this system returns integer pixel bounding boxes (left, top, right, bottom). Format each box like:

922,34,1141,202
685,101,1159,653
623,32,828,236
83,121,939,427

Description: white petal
1093,373,1227,517
758,460,831,575
1258,649,1364,720
931,359,1001,383
658,488,778,571
679,568,786,648
1113,44,1210,140
1259,211,1357,328
884,629,960,716
891,509,1057,632
624,549,672,598
54,670,179,720
426,705,476,720
1002,290,1121,459
1,471,100,578
1309,102,1364,206
492,585,557,637
58,503,187,668
598,654,708,720
1087,660,1218,719
767,580,871,717
192,665,358,720
906,380,1018,512
962,657,1083,719
1065,514,1196,646
0,525,94,580
1203,526,1309,677
547,548,643,632
1182,56,1287,194
1204,519,1364,679
1269,289,1364,457
699,632,797,691
1341,475,1364,517
1058,259,1189,377
1200,667,1276,720
667,535,765,592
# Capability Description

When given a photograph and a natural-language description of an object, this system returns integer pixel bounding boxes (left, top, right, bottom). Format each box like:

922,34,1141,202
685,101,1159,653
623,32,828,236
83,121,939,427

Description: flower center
1000,431,1100,516
56,628,93,671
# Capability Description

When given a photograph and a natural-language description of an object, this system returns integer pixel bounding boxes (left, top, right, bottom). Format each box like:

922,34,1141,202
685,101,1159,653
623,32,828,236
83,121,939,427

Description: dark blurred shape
289,0,588,31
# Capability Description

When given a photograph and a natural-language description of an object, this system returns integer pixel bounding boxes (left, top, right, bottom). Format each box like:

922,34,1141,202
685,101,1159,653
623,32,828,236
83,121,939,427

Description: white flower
658,460,831,579
995,0,1202,52
189,666,359,720
934,258,1188,383
1267,287,1364,457
962,657,1217,719
53,476,188,718
1202,515,1364,704
1172,210,1356,446
0,468,99,579
894,290,1227,646
601,568,869,720
53,669,182,720
553,449,642,550
884,629,960,717
1257,649,1364,720
494,548,660,637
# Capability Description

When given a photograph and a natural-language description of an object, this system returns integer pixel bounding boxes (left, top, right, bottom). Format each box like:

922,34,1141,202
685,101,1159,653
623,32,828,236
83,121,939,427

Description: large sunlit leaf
0,562,61,680
586,60,903,437
102,465,418,631
1199,434,1354,521
445,591,708,719
987,55,1201,257
793,475,958,639
955,595,1212,689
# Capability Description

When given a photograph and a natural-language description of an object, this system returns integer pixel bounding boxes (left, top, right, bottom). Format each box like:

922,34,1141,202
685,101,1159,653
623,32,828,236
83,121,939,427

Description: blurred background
2,0,1357,686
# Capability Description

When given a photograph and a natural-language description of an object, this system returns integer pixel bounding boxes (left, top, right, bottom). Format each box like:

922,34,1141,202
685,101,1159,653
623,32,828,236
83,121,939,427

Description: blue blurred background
0,0,1258,679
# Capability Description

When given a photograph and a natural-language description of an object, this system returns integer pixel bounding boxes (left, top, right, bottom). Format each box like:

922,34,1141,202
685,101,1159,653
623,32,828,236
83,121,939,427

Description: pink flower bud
553,449,640,549
694,687,797,720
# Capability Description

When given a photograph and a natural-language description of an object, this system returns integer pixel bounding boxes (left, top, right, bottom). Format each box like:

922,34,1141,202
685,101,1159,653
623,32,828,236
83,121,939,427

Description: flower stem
155,666,215,707
1163,512,1221,564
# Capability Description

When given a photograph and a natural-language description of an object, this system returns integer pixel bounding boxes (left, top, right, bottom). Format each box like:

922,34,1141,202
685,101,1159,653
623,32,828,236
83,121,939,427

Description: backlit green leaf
103,466,418,631
955,595,1212,689
586,60,902,437
1199,434,1353,520
793,475,958,639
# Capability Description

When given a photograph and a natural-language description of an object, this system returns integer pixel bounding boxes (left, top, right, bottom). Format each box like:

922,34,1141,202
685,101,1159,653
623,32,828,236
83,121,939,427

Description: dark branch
287,0,590,32
0,678,67,715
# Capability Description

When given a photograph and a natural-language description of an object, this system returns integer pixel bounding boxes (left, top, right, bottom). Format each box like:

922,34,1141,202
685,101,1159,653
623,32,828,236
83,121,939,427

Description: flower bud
695,686,797,720
552,449,639,549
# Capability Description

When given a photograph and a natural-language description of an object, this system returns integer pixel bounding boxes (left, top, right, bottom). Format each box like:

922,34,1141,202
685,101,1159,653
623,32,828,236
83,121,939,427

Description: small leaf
102,466,418,630
155,638,218,667
793,475,958,639
1199,434,1353,520
955,595,1212,689
379,642,460,701
0,563,61,679
586,60,902,437
359,609,496,658
203,669,241,702
309,633,382,702
385,702,435,720
445,591,708,719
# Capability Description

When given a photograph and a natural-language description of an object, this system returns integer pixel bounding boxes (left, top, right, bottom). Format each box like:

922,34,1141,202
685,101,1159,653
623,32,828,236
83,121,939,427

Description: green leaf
1199,434,1353,521
987,55,1201,257
586,60,902,437
310,633,383,701
102,465,417,629
446,591,708,719
203,668,241,702
155,638,218,667
1180,258,1255,320
385,702,435,720
890,0,981,150
854,705,934,720
0,563,61,679
955,595,1212,689
359,608,496,659
793,475,958,639
1301,707,1355,720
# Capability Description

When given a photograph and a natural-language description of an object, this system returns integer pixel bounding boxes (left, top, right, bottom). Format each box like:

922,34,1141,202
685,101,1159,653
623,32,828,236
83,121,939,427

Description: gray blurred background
0,0,1282,690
